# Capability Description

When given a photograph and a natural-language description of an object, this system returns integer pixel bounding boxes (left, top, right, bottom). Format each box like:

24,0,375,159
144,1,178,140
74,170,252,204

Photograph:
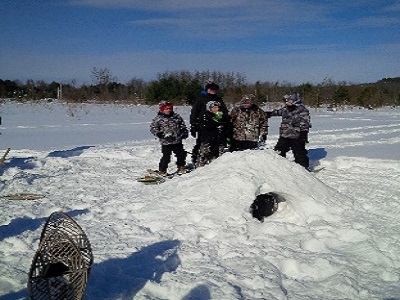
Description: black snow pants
159,143,187,172
274,137,309,169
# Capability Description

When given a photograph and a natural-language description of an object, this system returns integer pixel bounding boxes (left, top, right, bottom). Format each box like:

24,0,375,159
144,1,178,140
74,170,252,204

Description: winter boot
154,170,167,177
177,166,186,175
185,162,195,171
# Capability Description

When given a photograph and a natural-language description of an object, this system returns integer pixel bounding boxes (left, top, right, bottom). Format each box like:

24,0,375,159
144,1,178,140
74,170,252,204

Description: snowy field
0,101,400,300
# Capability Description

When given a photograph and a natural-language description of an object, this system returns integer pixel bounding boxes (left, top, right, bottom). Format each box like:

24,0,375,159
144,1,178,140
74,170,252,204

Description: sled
136,175,166,185
137,168,183,185
28,212,93,300
1,193,45,200
312,167,325,173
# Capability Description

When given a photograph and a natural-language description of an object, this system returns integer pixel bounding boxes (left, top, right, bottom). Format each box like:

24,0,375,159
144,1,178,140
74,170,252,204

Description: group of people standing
150,81,311,176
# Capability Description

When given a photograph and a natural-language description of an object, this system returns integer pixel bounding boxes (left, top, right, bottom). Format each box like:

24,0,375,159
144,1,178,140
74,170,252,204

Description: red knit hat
159,101,173,112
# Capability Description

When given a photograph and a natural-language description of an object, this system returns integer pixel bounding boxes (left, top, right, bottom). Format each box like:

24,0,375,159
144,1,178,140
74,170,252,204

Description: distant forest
1,68,399,108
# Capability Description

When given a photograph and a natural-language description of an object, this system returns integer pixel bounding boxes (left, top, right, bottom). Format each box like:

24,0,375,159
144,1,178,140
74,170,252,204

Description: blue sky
1,0,399,85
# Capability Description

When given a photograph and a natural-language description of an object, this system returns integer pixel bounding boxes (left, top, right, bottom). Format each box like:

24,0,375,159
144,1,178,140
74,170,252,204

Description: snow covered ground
0,101,399,300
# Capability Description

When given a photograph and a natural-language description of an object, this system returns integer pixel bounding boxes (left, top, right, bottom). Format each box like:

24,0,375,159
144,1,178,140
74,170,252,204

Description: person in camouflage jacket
230,94,268,151
268,92,311,169
150,101,188,175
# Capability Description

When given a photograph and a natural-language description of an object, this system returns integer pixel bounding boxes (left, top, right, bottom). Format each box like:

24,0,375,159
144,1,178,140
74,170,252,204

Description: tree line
1,68,399,108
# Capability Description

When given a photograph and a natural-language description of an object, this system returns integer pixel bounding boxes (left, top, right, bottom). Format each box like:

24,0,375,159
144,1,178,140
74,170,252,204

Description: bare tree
91,67,114,85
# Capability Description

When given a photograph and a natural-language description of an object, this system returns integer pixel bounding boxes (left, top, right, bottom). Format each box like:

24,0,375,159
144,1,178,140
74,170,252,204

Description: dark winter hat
159,100,173,111
283,92,302,105
240,94,256,105
205,82,219,91
207,100,221,110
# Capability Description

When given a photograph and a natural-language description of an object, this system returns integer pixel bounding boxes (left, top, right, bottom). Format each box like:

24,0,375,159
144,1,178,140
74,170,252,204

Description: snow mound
121,150,361,299
140,150,351,233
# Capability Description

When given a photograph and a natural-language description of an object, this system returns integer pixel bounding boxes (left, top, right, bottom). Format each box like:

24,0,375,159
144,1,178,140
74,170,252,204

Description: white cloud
354,16,400,27
68,0,324,19
68,0,256,10
385,2,400,12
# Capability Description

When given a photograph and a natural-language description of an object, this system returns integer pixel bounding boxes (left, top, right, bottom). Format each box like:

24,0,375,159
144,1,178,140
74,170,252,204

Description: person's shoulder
193,94,209,105
297,104,309,112
152,112,162,119
197,93,209,100
202,110,213,118
229,105,239,113
215,95,224,102
255,106,265,113
172,111,182,118
279,106,288,112
221,111,230,120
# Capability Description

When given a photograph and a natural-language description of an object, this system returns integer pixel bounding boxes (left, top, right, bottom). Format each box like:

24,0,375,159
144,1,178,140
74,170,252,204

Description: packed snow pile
1,103,400,299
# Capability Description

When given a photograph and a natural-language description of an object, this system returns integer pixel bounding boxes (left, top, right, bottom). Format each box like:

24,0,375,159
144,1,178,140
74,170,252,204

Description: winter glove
180,129,189,140
190,127,197,138
258,134,267,149
299,131,309,143
212,111,223,122
156,132,164,139
226,138,232,148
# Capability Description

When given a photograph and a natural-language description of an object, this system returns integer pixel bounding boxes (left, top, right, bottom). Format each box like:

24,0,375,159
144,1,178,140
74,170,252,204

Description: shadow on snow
0,146,94,176
46,146,94,158
0,239,212,300
85,239,181,299
0,209,89,241
182,284,211,300
308,147,327,169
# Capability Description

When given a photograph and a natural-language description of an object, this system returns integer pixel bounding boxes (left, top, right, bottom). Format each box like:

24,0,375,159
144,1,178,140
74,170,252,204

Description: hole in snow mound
250,192,286,222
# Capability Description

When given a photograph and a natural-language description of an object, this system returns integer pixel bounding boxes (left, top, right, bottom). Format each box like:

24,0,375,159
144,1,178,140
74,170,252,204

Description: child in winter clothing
230,94,268,151
189,82,229,165
196,101,231,167
268,92,311,169
150,101,189,175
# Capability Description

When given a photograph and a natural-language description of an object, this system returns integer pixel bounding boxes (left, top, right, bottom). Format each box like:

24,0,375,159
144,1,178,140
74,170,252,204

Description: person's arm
150,118,164,139
298,107,311,143
298,108,311,132
178,115,188,139
190,98,201,127
190,99,202,137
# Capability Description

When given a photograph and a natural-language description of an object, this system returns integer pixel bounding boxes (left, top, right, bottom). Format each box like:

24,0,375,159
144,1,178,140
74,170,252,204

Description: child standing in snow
196,101,231,167
267,92,311,169
150,101,189,175
189,82,229,165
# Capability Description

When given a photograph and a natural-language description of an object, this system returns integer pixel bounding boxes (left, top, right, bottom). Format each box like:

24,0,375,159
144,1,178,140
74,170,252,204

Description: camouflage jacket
150,112,188,145
269,104,310,139
230,105,268,142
